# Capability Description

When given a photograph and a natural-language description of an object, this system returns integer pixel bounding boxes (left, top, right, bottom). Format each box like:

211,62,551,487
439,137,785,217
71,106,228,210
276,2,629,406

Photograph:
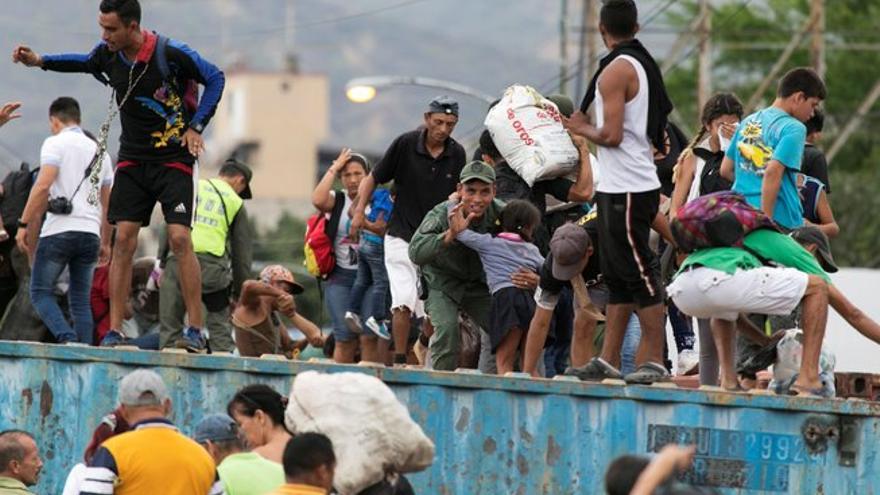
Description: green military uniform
409,161,503,371
0,476,34,494
159,177,253,351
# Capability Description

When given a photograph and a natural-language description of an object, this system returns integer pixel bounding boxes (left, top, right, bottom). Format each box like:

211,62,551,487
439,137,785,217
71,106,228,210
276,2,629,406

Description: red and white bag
484,85,579,186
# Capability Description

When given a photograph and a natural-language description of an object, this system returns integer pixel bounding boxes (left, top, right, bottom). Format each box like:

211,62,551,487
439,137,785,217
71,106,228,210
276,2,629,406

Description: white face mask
717,128,733,152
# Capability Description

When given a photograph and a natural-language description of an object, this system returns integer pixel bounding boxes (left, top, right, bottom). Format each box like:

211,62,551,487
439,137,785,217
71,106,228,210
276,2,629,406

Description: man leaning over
409,162,503,371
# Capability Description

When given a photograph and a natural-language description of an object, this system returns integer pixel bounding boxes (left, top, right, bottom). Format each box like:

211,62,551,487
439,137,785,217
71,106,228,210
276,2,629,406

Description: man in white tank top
563,0,672,385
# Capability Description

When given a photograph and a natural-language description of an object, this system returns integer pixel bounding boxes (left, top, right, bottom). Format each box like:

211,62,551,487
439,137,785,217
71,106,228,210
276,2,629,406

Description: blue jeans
30,231,100,344
347,241,388,321
620,313,642,375
325,267,358,342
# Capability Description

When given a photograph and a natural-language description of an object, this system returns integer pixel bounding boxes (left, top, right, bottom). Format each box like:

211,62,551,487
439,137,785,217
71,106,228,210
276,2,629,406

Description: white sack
285,371,435,495
484,85,580,186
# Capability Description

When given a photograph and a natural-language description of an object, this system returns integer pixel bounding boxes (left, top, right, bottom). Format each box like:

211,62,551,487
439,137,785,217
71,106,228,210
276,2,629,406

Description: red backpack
671,191,779,253
304,212,336,278
303,191,346,278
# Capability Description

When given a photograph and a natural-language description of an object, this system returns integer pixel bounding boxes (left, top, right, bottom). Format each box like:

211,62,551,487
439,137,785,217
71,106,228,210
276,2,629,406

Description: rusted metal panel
0,342,877,494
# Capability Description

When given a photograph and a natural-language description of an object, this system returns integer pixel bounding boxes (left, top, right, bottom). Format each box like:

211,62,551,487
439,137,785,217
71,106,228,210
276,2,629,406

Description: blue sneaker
175,327,207,353
365,317,391,341
100,330,126,347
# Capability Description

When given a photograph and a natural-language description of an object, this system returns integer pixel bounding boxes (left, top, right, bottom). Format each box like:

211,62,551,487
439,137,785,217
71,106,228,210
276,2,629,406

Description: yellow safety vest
192,178,243,257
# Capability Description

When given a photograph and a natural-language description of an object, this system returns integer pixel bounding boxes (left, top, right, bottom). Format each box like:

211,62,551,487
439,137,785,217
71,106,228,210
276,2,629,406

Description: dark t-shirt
42,32,225,165
538,211,600,296
801,143,831,193
372,128,466,242
495,160,573,254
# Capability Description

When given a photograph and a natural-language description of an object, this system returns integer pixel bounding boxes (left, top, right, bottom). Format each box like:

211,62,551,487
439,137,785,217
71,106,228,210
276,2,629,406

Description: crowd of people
2,0,877,493
0,368,710,495
0,0,876,396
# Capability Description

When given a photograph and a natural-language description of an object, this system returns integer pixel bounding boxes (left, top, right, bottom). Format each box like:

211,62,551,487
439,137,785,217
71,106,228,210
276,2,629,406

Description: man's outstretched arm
14,43,106,81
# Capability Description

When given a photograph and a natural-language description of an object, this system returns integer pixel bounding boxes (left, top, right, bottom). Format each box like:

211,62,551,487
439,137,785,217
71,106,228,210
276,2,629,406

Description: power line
664,0,756,75
0,0,431,39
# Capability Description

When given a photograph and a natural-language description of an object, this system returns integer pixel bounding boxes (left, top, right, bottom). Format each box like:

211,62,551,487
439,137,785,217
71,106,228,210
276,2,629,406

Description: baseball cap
118,369,169,407
791,226,838,273
549,223,592,281
427,96,459,117
459,161,496,184
259,264,305,294
193,414,240,444
546,94,574,118
223,159,253,200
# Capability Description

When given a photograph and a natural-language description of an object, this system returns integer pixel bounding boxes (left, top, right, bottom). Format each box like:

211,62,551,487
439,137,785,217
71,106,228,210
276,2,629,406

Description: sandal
564,357,622,382
624,362,670,385
788,383,826,398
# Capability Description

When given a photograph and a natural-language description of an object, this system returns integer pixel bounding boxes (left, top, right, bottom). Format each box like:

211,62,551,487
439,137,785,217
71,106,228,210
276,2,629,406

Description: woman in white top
669,93,744,217
668,93,743,388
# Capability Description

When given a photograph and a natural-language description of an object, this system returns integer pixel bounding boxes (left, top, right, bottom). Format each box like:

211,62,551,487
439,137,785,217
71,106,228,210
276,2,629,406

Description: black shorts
595,189,664,307
488,287,543,352
108,161,196,227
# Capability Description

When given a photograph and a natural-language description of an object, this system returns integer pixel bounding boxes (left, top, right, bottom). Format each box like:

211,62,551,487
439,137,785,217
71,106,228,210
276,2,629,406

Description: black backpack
695,147,732,196
0,162,36,231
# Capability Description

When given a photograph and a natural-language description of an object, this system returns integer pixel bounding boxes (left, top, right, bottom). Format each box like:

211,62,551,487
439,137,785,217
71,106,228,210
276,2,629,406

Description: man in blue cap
194,413,284,495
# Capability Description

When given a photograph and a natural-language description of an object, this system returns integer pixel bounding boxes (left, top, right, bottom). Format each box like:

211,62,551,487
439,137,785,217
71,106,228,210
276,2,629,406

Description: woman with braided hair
668,93,744,387
669,93,744,218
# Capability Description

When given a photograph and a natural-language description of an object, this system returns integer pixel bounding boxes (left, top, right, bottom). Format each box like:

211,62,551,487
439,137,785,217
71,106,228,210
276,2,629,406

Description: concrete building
207,69,329,231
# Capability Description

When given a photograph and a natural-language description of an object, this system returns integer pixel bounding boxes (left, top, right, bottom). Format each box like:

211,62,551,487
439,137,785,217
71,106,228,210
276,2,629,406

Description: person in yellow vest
156,159,254,352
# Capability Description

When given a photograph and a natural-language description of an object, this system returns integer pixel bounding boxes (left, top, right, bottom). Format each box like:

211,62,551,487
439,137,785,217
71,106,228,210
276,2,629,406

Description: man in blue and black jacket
13,0,225,352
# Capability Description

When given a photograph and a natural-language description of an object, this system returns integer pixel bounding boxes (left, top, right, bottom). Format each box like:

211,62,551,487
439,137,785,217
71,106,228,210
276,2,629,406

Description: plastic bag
769,329,836,397
484,85,579,186
285,371,435,495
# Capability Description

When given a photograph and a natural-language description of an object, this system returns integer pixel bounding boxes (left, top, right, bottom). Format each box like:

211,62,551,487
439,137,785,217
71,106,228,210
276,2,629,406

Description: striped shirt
80,418,223,495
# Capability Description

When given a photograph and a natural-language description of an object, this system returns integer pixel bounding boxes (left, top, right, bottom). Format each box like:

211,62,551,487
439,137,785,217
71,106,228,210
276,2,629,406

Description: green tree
663,0,880,266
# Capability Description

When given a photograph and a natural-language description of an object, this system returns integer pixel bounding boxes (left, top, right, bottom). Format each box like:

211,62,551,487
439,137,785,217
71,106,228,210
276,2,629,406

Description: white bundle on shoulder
284,371,435,495
484,84,580,186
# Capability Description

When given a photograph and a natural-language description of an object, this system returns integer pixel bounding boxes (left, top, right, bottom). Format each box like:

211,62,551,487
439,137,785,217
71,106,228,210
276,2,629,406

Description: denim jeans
30,231,99,344
325,266,358,342
347,241,389,321
620,313,642,375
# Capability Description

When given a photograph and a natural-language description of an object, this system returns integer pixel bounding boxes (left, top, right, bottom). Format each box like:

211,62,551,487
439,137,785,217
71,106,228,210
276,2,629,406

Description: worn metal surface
0,341,878,494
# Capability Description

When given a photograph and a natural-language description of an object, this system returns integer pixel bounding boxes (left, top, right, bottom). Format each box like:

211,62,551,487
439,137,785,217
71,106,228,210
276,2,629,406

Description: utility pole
744,8,820,113
827,78,880,163
559,0,569,95
697,0,712,110
810,0,825,79
574,0,588,100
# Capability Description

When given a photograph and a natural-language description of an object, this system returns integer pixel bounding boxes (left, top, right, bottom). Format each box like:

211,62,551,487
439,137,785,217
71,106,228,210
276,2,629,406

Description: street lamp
345,76,496,104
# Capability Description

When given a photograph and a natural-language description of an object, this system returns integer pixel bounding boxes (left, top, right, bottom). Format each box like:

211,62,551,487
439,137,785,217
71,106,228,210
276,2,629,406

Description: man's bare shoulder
600,57,637,85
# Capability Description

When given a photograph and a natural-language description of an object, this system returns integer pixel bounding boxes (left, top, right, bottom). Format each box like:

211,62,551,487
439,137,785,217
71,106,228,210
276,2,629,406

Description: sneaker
564,357,623,382
175,327,207,353
344,311,363,335
676,349,699,376
624,362,671,385
100,330,126,347
365,317,391,340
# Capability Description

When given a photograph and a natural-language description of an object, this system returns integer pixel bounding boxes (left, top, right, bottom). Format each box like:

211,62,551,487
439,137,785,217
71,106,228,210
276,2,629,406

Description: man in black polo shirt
13,0,225,352
351,96,466,364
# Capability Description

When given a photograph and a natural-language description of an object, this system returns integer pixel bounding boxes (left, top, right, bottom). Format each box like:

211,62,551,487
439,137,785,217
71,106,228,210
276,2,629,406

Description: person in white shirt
16,97,113,344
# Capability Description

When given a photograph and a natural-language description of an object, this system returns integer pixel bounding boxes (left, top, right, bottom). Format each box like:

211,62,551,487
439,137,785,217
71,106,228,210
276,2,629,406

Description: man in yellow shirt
268,433,335,495
80,369,224,495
